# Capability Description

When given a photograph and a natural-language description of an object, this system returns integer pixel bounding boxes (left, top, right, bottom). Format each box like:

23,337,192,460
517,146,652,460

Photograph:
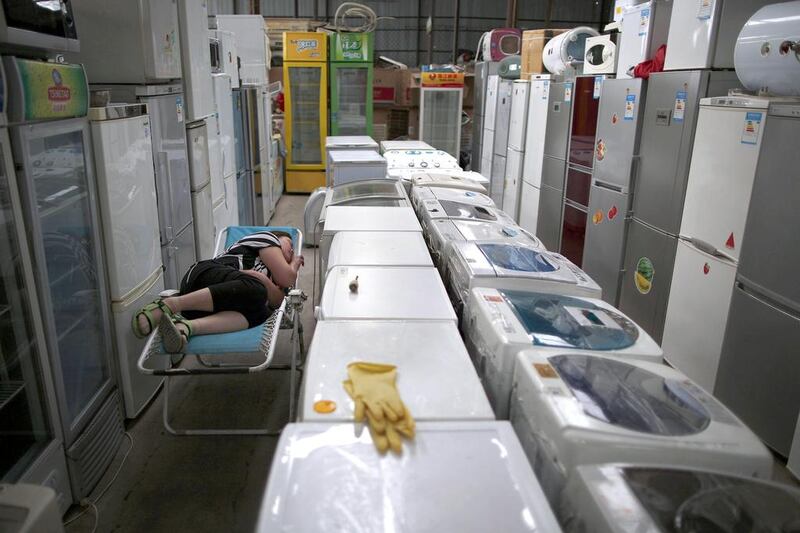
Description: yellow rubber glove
343,362,415,454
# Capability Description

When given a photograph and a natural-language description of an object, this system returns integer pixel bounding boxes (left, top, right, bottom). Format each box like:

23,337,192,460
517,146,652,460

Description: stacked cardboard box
521,29,568,78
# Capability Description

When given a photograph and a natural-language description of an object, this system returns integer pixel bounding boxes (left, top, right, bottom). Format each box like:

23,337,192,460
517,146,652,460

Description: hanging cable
326,2,394,33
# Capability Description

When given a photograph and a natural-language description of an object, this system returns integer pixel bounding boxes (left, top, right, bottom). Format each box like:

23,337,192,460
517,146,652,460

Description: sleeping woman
132,230,304,353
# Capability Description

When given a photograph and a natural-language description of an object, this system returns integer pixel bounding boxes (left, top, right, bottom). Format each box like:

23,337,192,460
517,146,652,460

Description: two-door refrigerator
89,104,165,419
615,0,671,78
479,74,500,183
502,79,529,220
329,32,373,136
5,57,124,502
518,74,551,236
471,61,499,173
0,70,74,511
713,101,800,457
489,78,513,204
662,96,774,392
283,31,328,193
582,77,647,305
70,0,196,294
536,80,574,251
561,75,603,267
618,69,739,342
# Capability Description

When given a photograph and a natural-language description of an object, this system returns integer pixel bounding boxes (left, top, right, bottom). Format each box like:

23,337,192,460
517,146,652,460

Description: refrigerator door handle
591,178,625,193
157,151,174,241
684,236,737,263
629,154,640,195
268,81,282,97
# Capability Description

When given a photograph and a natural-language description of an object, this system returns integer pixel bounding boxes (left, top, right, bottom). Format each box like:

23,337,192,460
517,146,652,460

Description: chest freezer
300,320,492,423
328,148,387,187
327,231,432,272
256,421,562,533
446,241,601,318
318,206,422,274
316,266,457,324
510,351,773,510
562,464,800,533
463,287,662,418
303,179,409,246
380,140,432,154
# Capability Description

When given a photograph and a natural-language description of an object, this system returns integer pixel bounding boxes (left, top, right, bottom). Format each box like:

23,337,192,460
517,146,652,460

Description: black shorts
179,259,271,328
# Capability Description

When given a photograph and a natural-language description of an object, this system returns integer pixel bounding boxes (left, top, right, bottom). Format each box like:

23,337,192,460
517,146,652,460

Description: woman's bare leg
183,311,249,336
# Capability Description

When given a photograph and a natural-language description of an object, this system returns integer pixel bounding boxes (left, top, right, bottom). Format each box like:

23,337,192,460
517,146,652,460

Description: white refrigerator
480,75,500,184
212,73,238,230
662,96,770,391
518,75,551,236
177,0,214,123
502,79,530,220
89,104,165,418
616,0,671,79
187,121,215,259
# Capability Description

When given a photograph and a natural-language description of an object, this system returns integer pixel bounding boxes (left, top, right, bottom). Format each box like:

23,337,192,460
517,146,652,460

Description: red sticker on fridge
608,205,618,220
725,232,735,249
703,263,710,275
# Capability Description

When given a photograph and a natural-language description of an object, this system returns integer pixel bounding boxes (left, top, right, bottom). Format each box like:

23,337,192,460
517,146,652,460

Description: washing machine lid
616,466,800,532
329,149,387,164
302,321,493,422
257,421,561,532
460,242,577,283
453,220,543,249
547,353,711,436
327,231,433,270
380,140,433,153
319,266,457,322
431,188,495,207
410,172,489,192
326,135,379,150
329,179,405,204
322,206,422,234
500,290,640,350
439,200,499,221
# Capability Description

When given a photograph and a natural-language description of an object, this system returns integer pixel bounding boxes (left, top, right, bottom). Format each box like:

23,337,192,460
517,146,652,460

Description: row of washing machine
260,142,800,531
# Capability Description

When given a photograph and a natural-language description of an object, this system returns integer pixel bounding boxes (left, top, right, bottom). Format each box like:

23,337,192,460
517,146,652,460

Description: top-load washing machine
384,149,461,178
318,205,421,273
446,241,601,319
464,287,662,418
303,179,409,246
409,171,489,193
321,230,433,291
256,421,562,533
561,464,800,533
509,350,773,510
316,266,457,324
379,139,432,154
417,194,514,236
300,320,493,423
426,219,544,273
411,186,495,216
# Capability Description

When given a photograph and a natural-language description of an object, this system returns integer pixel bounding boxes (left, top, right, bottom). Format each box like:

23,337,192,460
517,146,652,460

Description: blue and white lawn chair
137,226,306,436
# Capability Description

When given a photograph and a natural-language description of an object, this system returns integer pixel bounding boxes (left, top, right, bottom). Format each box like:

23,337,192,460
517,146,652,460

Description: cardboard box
463,73,474,108
396,69,420,106
373,69,400,104
521,29,568,77
407,108,420,140
373,107,391,126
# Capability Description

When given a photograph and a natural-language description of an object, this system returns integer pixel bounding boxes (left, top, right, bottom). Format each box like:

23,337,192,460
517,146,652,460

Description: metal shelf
0,380,25,411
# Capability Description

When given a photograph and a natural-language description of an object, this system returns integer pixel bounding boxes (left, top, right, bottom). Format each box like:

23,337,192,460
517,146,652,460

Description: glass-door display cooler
419,71,464,159
283,31,328,193
329,32,373,137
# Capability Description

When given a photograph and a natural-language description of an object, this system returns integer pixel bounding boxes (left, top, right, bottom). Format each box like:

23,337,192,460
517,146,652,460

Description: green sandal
131,299,175,338
159,314,193,354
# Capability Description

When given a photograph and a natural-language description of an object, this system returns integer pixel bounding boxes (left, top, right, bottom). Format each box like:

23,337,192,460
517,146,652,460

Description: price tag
176,96,184,123
593,76,603,99
673,91,686,123
564,83,573,103
697,0,713,20
624,94,636,120
639,7,650,36
741,112,762,145
542,80,550,100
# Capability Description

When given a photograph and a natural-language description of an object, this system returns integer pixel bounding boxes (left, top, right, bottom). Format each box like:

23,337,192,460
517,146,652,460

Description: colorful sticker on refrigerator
697,0,713,20
725,232,735,249
608,205,618,220
635,257,654,294
673,91,686,123
741,112,762,145
703,262,710,275
595,139,606,161
592,209,604,225
624,94,636,120
593,76,603,99
639,8,651,36
612,113,619,124
564,83,573,103
176,96,184,123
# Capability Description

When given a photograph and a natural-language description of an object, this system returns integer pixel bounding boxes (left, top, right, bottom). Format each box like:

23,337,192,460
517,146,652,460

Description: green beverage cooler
329,32,374,136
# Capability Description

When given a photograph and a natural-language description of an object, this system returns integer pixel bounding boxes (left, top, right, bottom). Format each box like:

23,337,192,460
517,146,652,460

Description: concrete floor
67,194,316,533
65,193,799,532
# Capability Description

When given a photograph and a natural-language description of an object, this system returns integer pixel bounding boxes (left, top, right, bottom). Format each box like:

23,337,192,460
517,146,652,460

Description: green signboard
11,58,88,121
330,32,373,62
